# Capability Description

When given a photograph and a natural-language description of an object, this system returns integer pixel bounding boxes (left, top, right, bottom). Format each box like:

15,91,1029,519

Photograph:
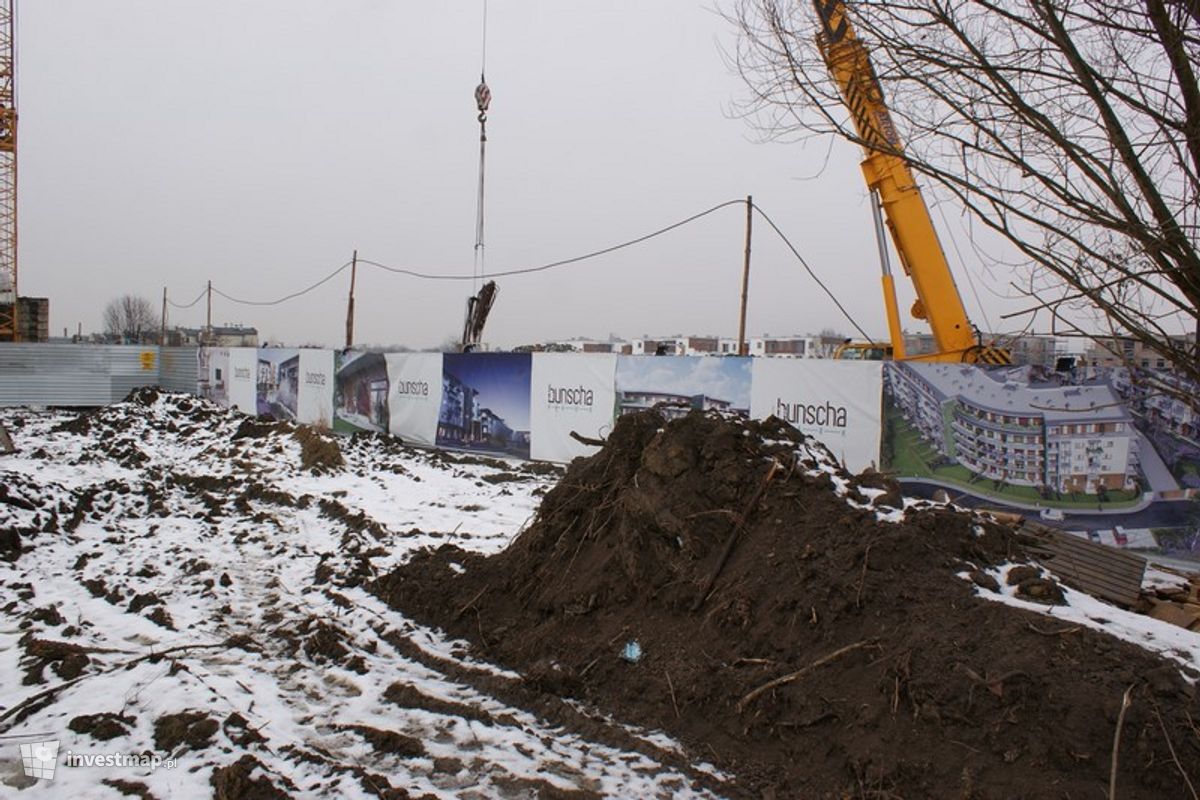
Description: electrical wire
183,198,869,346
167,287,207,310
934,201,995,335
359,199,747,281
212,261,353,306
750,203,875,343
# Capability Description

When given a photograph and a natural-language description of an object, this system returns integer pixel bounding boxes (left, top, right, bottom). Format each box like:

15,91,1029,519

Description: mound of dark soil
374,410,1200,799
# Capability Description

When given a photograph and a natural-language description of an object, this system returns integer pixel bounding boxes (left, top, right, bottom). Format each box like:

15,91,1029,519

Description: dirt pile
374,410,1200,799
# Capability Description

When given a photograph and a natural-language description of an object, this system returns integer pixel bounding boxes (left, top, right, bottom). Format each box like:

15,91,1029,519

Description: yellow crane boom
814,0,1010,365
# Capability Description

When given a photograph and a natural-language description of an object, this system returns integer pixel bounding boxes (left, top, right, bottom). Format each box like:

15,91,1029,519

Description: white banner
385,353,443,446
227,348,258,416
297,349,334,428
530,353,618,463
199,347,230,407
750,359,883,473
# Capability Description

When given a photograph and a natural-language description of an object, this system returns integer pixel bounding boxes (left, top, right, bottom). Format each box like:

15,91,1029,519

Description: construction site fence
0,343,174,407
2,343,1192,555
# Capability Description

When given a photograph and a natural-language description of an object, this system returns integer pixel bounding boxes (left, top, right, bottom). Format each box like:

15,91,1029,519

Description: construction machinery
460,280,497,353
814,0,1010,365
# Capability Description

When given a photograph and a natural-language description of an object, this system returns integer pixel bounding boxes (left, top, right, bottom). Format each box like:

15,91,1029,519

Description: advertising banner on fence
385,353,443,446
439,353,532,459
615,355,752,420
227,348,258,416
256,349,300,420
198,348,229,407
334,351,390,433
750,359,882,473
530,352,617,463
877,362,1200,559
296,349,334,428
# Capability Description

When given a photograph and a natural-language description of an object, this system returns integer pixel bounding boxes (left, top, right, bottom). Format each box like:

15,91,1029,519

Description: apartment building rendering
887,363,1139,495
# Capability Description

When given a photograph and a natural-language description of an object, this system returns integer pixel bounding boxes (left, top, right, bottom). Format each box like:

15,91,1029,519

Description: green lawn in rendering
883,405,1140,509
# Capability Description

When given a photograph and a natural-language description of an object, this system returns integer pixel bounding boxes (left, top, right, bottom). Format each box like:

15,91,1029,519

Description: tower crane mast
0,0,16,342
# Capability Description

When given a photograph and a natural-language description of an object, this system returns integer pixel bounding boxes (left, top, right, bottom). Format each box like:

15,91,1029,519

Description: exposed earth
375,410,1200,799
2,389,1199,798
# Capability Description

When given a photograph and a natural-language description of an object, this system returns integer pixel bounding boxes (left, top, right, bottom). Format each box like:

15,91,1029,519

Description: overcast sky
19,1,1033,349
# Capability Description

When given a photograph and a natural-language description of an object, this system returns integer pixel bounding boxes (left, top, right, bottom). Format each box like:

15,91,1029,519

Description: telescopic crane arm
813,0,1011,365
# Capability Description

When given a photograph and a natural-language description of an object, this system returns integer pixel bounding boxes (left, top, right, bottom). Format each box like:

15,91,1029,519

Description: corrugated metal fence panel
160,347,200,394
0,344,162,407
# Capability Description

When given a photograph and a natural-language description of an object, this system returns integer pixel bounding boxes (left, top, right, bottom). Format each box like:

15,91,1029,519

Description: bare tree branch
728,0,1200,386
103,294,156,343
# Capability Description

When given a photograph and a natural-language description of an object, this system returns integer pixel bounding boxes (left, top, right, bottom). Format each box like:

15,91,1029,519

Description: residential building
618,389,744,419
0,297,49,342
902,332,1059,367
887,363,1138,494
169,325,259,348
1083,334,1193,371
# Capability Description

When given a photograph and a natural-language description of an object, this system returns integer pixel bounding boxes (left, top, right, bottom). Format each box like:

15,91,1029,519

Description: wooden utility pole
737,195,753,357
345,250,357,348
160,287,167,346
205,280,212,345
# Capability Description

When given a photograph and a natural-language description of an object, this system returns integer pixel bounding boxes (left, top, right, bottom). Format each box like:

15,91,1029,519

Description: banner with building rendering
530,352,618,463
334,351,390,434
385,353,443,447
750,359,883,473
615,355,752,423
198,347,229,407
296,349,334,429
438,353,532,459
256,349,300,421
881,362,1200,557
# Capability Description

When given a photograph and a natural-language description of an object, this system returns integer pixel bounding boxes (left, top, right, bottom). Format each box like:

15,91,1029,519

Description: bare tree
103,294,156,343
730,1,1200,382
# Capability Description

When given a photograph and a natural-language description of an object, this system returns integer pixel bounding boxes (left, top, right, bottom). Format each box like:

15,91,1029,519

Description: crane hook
475,76,491,124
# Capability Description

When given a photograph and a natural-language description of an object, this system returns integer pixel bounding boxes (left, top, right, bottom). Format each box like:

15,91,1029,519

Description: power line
173,199,871,346
750,203,875,343
166,286,207,310
212,261,352,307
360,199,747,281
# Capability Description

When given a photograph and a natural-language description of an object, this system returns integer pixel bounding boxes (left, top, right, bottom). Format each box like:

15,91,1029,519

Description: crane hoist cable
472,0,490,293
463,1,495,352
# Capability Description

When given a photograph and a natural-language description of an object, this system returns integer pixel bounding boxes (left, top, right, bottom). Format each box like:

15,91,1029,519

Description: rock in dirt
373,409,1200,800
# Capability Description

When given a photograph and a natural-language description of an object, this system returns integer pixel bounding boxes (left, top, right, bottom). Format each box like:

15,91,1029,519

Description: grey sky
19,1,1028,349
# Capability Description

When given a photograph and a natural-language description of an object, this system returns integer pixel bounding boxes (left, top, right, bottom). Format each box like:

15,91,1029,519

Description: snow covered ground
0,391,728,799
3,390,1198,798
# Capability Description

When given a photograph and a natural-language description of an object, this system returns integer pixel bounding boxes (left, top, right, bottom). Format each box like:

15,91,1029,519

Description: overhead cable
750,203,875,343
360,199,747,281
166,287,208,310
212,261,353,307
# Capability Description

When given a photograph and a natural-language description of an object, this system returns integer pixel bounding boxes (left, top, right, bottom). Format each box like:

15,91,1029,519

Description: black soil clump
69,712,136,741
210,755,295,800
154,710,219,752
373,409,1200,800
